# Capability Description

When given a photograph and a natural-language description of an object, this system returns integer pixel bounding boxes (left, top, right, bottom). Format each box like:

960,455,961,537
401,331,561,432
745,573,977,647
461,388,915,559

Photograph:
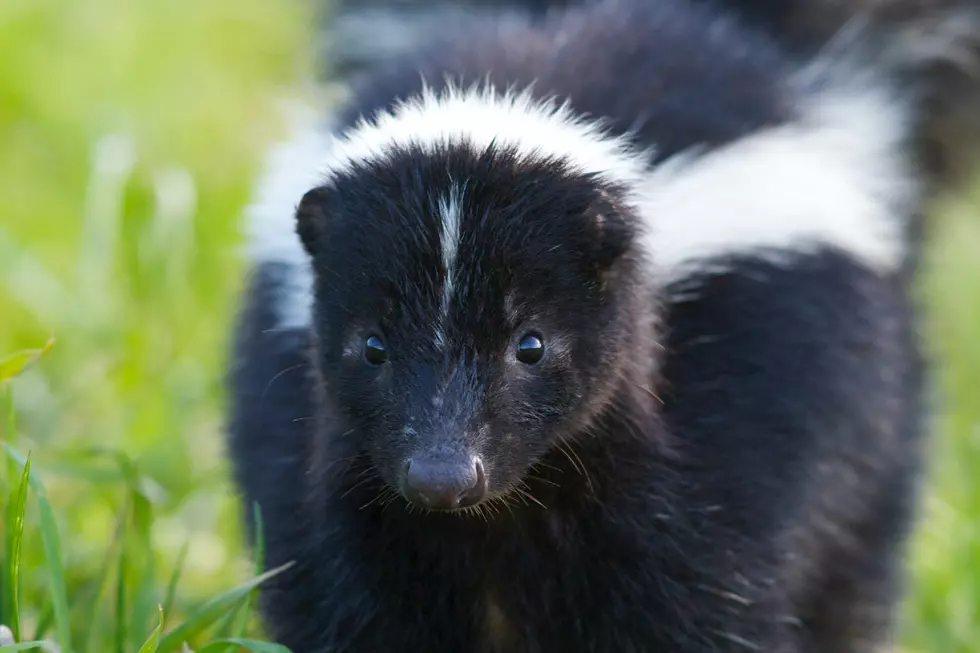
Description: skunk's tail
706,0,980,191
316,0,572,80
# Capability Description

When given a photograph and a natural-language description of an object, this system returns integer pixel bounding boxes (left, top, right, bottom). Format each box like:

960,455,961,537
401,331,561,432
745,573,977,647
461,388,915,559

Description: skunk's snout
401,454,487,511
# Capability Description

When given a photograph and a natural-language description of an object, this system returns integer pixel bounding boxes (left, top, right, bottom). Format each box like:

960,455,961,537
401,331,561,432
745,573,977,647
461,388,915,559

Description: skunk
227,0,980,651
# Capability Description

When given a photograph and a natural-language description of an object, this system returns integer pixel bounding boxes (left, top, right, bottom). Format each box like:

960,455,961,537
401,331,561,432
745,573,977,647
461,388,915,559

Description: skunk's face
298,145,643,511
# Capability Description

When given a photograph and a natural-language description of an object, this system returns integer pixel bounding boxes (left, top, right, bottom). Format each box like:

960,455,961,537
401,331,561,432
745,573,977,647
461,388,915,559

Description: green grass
0,0,978,651
0,0,314,649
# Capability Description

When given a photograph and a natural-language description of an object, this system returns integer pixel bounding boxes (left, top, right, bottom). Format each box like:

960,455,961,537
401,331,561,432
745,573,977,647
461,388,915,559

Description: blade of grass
0,337,55,383
218,502,266,648
160,541,189,632
194,638,293,653
2,445,72,653
115,519,128,653
135,606,165,653
127,481,158,651
115,461,157,653
5,454,31,641
28,478,71,653
155,562,294,653
0,642,51,652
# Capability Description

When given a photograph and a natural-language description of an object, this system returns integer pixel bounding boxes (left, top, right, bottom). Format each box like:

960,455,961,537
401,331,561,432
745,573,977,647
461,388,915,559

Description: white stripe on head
243,105,333,329
435,186,464,348
322,83,652,189
638,78,918,284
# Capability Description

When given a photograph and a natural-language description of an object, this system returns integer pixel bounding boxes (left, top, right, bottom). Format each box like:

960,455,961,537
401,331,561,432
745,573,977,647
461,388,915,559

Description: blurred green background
0,0,978,651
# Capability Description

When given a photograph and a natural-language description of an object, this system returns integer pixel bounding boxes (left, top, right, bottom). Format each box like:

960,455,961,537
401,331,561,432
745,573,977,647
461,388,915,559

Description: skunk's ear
586,191,636,271
295,185,332,257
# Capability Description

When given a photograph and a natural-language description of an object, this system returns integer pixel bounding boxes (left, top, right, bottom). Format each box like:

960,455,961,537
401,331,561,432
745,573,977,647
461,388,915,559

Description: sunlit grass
0,0,313,649
0,387,293,652
0,0,977,651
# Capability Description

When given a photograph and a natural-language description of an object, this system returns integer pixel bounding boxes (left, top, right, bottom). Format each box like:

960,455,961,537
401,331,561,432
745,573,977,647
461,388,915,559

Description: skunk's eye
516,333,545,365
364,335,388,365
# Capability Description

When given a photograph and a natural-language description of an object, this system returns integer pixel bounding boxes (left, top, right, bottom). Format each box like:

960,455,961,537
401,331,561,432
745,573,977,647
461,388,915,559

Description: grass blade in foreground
115,525,128,653
160,541,189,632
135,606,165,653
0,338,55,383
155,562,294,653
0,642,50,652
218,502,266,648
5,455,31,641
1,446,72,653
126,473,159,651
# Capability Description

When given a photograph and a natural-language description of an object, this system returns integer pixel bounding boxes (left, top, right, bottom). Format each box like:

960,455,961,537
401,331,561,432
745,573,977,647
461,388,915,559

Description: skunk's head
295,89,654,512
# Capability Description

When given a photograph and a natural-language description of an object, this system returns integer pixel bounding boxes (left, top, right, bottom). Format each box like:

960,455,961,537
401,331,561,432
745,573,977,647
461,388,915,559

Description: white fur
322,84,652,189
435,188,464,348
243,105,333,329
638,80,917,284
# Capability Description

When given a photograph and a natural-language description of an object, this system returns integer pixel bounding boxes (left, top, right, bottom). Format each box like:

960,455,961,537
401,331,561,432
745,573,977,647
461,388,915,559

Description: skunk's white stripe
435,188,464,348
322,84,652,189
638,81,917,282
243,105,332,329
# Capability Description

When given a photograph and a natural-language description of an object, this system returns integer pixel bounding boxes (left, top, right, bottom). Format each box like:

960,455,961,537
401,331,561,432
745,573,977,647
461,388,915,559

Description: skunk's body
227,0,980,651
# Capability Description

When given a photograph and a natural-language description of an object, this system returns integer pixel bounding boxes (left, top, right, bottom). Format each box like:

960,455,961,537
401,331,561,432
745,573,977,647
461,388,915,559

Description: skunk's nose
402,455,486,510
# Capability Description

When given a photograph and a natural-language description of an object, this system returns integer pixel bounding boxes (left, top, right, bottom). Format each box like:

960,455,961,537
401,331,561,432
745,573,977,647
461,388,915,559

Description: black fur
226,0,976,651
